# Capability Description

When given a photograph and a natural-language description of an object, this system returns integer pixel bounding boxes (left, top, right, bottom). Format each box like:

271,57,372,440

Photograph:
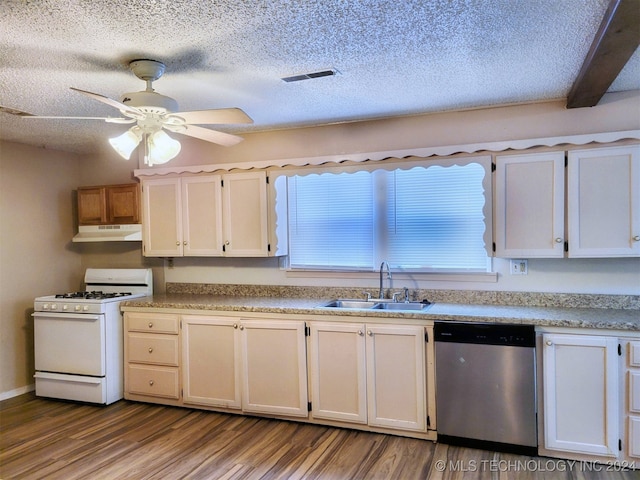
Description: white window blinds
287,161,489,272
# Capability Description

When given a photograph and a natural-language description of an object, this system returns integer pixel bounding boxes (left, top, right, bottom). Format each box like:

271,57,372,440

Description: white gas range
33,268,152,405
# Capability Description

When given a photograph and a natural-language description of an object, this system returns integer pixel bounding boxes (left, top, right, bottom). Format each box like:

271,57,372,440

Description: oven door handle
32,312,102,321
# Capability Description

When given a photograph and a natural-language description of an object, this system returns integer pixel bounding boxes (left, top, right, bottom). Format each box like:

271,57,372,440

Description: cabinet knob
149,380,154,386
225,240,230,246
555,237,563,243
183,241,188,246
367,330,373,336
633,235,640,242
546,340,552,346
176,241,180,246
233,323,238,329
240,325,244,330
148,322,153,328
358,330,364,336
148,347,153,353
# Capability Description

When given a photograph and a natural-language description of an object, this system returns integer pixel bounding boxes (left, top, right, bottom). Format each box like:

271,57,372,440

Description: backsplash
166,283,640,310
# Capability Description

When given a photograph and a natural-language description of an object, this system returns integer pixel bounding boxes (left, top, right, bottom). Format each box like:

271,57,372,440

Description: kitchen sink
319,299,378,309
317,299,432,311
373,302,432,311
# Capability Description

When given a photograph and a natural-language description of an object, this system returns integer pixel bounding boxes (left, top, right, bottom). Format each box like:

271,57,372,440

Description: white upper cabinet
141,170,286,257
141,177,183,257
141,175,222,257
495,152,565,258
222,171,269,256
568,145,640,257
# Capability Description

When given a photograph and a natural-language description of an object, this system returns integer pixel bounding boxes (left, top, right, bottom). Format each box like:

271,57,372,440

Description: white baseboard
0,383,35,401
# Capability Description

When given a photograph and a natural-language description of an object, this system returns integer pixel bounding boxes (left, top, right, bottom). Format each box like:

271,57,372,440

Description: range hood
72,224,142,242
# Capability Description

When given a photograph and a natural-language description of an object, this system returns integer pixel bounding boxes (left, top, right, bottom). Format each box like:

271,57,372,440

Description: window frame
278,154,494,277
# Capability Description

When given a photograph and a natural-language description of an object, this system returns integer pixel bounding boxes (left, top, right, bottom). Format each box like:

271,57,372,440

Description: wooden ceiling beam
567,0,640,109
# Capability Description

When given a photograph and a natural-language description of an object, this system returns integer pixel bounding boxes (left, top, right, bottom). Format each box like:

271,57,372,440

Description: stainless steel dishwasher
435,322,537,456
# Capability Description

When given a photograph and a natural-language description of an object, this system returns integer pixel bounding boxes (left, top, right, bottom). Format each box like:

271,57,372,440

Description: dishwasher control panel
434,322,535,347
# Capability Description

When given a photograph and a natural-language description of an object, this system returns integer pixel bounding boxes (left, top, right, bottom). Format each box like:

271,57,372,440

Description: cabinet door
182,316,241,409
77,187,107,225
568,145,640,257
495,152,565,258
542,333,619,457
181,176,223,256
366,324,427,432
308,322,367,424
108,184,140,224
141,178,182,256
240,320,308,417
222,172,269,256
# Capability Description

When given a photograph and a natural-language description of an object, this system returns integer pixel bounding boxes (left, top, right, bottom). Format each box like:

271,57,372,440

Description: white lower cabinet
626,341,640,460
309,321,430,432
181,315,308,418
182,316,241,409
540,329,640,464
541,333,619,457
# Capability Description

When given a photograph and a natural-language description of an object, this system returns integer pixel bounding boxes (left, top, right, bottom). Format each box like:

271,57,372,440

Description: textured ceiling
1,0,639,154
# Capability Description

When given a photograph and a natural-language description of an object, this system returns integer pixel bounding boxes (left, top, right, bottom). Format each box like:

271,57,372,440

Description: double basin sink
318,299,432,311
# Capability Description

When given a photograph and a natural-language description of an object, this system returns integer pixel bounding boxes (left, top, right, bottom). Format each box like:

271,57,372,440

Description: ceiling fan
0,59,253,165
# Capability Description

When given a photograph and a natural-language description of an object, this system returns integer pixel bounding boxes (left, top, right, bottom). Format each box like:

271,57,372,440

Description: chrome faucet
379,261,391,299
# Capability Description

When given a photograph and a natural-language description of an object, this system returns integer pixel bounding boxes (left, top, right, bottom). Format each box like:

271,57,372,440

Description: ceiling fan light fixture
146,130,181,166
108,126,142,160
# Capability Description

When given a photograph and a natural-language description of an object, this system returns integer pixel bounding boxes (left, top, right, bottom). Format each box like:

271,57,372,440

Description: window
287,159,491,272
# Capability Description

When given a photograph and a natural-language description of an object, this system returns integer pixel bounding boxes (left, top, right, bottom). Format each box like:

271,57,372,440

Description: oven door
34,311,106,376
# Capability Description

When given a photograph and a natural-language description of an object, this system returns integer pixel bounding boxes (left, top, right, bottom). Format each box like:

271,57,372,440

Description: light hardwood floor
1,393,636,479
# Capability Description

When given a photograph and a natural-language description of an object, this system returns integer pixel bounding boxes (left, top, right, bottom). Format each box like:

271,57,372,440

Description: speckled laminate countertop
121,294,640,331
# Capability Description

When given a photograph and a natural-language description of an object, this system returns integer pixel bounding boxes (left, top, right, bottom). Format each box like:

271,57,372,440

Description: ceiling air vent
281,69,339,83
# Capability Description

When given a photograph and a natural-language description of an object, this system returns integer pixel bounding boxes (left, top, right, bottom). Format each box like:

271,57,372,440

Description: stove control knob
50,304,57,311
83,306,89,312
62,305,68,311
75,305,82,312
42,303,49,310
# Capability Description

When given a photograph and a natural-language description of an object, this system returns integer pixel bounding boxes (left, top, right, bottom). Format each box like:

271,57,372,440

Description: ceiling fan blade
70,87,142,115
0,105,37,116
0,105,131,122
169,124,244,147
172,108,253,125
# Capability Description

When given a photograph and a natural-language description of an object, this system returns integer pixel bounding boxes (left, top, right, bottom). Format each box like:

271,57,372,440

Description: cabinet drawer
127,364,180,399
127,313,179,334
127,333,179,366
630,342,640,367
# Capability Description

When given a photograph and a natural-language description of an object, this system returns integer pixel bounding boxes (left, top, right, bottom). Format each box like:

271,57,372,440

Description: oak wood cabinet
77,183,140,225
308,321,431,432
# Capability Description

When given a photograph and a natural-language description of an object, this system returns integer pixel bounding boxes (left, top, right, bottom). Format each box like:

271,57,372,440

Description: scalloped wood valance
134,129,640,178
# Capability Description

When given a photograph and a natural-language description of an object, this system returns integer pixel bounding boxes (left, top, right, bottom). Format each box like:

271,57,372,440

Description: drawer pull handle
148,322,153,328
148,347,153,353
149,380,154,386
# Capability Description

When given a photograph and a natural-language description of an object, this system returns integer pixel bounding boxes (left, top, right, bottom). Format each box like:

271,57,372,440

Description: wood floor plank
2,393,639,480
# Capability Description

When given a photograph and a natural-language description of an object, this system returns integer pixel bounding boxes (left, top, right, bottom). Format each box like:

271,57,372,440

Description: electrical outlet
510,259,528,275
